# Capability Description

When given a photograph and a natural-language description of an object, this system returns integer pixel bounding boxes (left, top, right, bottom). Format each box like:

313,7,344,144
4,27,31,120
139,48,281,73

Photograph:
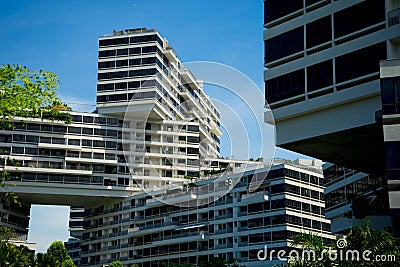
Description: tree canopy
0,64,71,128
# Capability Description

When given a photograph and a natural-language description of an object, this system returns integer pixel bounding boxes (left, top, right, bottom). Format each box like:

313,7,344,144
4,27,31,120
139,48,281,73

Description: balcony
388,8,400,27
241,191,269,203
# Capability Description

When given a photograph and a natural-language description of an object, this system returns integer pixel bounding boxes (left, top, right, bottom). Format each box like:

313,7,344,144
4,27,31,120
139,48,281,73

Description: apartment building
263,0,400,174
323,163,392,234
78,159,333,267
263,0,400,234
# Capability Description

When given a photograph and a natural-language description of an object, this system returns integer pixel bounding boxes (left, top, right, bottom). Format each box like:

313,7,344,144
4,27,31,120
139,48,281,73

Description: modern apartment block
263,0,400,234
323,163,392,234
77,159,333,267
96,28,223,190
263,0,400,175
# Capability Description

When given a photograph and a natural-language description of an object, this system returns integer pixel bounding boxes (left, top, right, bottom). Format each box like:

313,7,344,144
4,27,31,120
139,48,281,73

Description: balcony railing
388,8,400,26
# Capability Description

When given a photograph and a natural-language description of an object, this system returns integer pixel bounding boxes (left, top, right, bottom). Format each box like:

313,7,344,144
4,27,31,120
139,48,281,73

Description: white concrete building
78,159,333,267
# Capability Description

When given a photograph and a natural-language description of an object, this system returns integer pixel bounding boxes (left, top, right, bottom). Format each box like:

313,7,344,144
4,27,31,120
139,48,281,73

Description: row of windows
325,175,385,209
97,80,156,92
265,42,386,103
334,0,385,39
98,57,157,69
265,69,305,103
323,164,354,184
336,42,386,83
264,0,303,24
2,125,118,139
70,115,119,126
264,0,385,64
96,91,158,103
264,26,303,64
16,172,104,185
99,34,163,47
98,46,162,58
97,68,157,80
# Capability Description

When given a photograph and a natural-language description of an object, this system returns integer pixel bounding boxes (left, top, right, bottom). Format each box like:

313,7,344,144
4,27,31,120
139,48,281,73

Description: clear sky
0,0,307,252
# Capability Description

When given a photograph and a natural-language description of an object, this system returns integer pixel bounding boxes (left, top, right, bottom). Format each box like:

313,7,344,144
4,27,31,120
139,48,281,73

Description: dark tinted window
334,0,385,39
265,69,305,103
265,27,304,64
335,42,386,84
307,60,333,92
306,16,331,48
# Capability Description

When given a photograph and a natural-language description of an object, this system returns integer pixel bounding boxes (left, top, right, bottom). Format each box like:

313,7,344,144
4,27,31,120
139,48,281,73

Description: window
12,147,24,154
98,71,128,80
82,128,93,135
94,128,106,136
99,50,116,58
128,68,157,77
334,0,385,39
307,60,333,92
386,142,400,169
97,83,114,92
264,0,303,24
116,59,128,67
335,42,386,84
106,141,117,149
265,69,305,103
82,140,92,147
99,37,129,47
93,140,105,147
381,77,400,115
187,148,199,154
26,123,40,131
25,147,38,155
187,125,199,132
68,139,80,146
83,116,94,123
41,125,52,132
130,34,158,44
13,134,25,142
264,26,304,64
40,136,51,143
97,93,127,102
52,138,65,144
98,61,115,69
306,16,331,48
81,152,92,158
68,126,81,134
129,47,141,55
115,82,127,90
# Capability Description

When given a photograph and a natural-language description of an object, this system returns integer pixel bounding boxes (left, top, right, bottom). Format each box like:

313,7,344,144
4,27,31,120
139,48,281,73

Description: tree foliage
286,221,400,267
0,64,71,128
110,260,124,267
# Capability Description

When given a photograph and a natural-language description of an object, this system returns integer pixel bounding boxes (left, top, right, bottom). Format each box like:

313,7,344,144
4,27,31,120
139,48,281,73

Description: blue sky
0,0,306,252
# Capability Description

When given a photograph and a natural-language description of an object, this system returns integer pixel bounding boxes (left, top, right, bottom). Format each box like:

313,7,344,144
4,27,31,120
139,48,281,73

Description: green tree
0,226,17,241
35,252,53,267
287,221,400,267
44,241,75,267
110,260,124,267
0,241,15,267
0,64,70,128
